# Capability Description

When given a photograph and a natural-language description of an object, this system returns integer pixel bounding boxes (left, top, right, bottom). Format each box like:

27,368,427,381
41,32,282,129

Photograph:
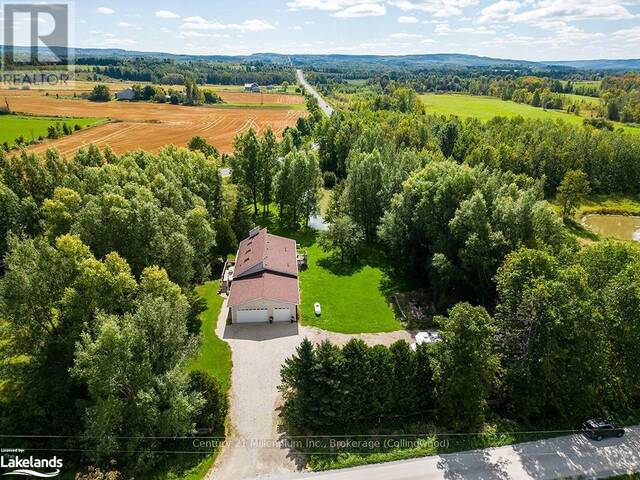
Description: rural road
296,69,334,117
261,425,640,480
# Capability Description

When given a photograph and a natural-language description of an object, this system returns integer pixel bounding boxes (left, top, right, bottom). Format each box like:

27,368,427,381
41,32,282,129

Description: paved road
296,69,334,117
260,426,640,480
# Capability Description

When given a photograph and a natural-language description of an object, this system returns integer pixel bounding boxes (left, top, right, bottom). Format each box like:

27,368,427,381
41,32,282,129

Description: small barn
244,83,260,93
115,88,136,101
227,228,299,324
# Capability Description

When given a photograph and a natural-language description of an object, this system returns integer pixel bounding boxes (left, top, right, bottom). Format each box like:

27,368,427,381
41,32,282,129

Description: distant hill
2,46,640,71
543,59,640,70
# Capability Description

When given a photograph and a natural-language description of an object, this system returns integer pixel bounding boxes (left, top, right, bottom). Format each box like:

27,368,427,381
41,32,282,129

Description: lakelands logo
0,453,62,478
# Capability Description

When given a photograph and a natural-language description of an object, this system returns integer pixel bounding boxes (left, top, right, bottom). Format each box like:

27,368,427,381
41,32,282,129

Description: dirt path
208,297,413,480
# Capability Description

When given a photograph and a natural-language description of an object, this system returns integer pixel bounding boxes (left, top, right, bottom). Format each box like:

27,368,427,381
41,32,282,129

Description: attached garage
273,307,294,323
235,308,269,324
227,228,300,325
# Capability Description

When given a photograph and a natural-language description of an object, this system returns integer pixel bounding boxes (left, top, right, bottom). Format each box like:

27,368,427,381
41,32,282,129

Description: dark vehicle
582,419,625,441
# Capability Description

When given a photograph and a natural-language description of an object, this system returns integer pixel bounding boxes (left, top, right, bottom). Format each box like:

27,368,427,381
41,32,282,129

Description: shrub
323,171,336,189
188,371,228,433
88,84,112,102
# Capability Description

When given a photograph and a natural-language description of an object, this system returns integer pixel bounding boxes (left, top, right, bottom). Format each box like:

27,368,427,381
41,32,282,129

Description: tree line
0,144,237,475
316,110,640,198
229,97,324,228
600,74,640,123
80,57,297,86
281,240,640,434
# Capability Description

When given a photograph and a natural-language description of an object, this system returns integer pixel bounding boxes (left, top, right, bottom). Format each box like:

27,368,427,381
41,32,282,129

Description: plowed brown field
0,89,306,156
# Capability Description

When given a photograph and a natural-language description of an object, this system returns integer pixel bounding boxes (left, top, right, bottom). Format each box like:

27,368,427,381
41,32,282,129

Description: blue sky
7,0,640,60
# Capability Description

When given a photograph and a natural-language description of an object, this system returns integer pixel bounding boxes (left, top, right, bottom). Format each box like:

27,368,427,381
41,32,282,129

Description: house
115,88,136,101
244,82,260,93
227,228,300,324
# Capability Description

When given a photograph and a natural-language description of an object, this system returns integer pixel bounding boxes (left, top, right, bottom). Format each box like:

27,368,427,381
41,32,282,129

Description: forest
78,57,297,86
278,82,640,453
2,64,640,476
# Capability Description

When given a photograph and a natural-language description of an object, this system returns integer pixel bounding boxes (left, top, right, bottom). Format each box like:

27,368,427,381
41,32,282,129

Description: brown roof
228,228,300,308
234,228,298,279
228,272,300,307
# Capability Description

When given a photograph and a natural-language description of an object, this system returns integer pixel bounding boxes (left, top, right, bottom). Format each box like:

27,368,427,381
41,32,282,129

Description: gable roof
228,228,300,308
228,272,299,307
233,228,298,280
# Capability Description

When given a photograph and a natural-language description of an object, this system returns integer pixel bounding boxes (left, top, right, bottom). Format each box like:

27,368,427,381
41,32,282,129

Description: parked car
314,303,321,316
582,419,625,441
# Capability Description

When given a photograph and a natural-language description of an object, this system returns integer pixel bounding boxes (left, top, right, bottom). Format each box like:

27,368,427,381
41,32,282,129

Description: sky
5,0,640,61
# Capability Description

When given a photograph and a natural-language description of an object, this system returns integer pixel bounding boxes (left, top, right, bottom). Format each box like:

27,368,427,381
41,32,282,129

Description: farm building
115,88,136,101
244,82,260,93
227,228,300,324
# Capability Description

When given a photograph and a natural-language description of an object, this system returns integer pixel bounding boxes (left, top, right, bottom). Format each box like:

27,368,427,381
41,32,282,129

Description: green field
562,93,601,106
0,115,103,144
421,93,588,124
420,93,640,134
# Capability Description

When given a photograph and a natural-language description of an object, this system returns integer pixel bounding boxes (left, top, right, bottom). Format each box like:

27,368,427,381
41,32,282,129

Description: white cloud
332,2,386,17
398,15,419,23
183,16,206,23
178,31,230,38
389,0,478,17
613,26,640,43
390,32,424,38
287,0,377,11
118,21,138,28
96,7,115,15
514,0,636,23
433,21,496,35
181,17,276,32
477,0,520,24
156,10,180,19
292,25,304,30
479,0,637,25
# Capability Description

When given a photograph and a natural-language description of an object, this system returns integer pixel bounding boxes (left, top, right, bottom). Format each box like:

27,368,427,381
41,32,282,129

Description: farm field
0,89,306,155
0,115,103,144
420,93,640,134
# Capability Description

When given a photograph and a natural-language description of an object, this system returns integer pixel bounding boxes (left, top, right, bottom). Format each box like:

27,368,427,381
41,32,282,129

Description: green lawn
0,114,103,145
262,220,403,334
187,281,232,391
420,93,640,134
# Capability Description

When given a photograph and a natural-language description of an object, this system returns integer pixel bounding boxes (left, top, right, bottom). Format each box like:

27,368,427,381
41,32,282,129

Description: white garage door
235,308,268,324
273,307,292,322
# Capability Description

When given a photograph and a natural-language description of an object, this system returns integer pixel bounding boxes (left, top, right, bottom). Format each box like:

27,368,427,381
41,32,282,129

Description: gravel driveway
208,297,413,480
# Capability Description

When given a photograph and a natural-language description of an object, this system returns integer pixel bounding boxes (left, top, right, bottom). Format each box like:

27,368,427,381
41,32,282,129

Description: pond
308,214,328,231
582,214,640,242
